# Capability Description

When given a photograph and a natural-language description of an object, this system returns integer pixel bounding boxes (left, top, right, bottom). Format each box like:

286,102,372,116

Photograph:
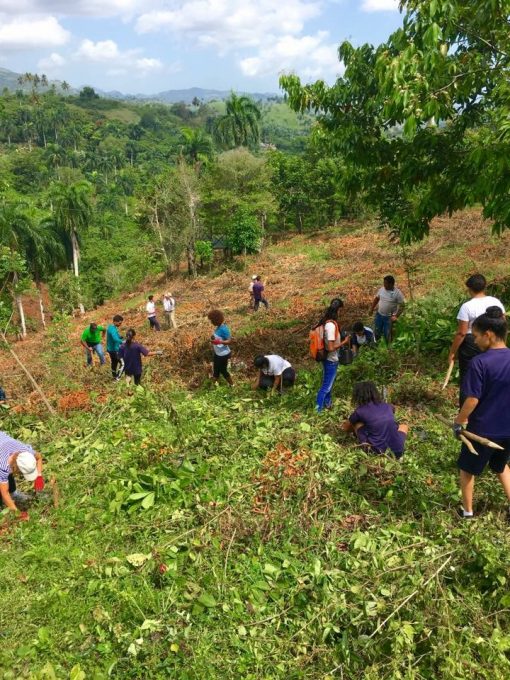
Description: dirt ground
2,209,509,411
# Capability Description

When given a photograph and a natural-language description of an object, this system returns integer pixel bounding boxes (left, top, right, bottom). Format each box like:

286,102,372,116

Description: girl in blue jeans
315,300,348,412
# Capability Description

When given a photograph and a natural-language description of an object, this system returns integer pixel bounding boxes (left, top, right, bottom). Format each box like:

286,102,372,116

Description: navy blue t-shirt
462,347,510,438
119,341,149,376
349,402,405,454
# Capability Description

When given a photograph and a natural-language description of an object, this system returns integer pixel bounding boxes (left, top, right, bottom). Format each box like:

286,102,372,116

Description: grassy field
2,211,510,678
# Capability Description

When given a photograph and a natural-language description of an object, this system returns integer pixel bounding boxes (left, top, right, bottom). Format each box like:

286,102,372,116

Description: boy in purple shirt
342,381,409,458
454,307,510,519
252,276,269,311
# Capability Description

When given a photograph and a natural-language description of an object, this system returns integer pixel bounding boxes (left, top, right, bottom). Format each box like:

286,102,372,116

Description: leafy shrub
393,291,461,355
225,208,263,255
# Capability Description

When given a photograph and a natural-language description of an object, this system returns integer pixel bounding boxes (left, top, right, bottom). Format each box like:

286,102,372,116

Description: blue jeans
374,313,392,342
316,360,338,412
85,343,105,366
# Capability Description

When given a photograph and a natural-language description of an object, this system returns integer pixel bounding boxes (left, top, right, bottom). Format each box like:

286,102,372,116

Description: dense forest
0,81,352,334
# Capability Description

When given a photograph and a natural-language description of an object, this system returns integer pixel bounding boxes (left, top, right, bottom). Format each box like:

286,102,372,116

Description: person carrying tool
0,430,45,516
448,274,504,406
453,307,510,519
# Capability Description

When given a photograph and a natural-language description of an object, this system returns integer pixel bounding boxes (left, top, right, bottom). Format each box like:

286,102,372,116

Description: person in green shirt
106,315,124,379
81,323,106,366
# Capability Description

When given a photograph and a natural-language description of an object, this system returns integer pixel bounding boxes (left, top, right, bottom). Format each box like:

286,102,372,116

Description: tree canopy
281,0,510,243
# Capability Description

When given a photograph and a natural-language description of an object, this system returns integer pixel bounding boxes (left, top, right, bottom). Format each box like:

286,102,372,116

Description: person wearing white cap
163,293,177,329
248,275,257,309
0,430,44,515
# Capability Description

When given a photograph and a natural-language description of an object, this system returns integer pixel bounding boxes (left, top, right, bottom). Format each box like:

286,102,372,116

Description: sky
0,0,403,94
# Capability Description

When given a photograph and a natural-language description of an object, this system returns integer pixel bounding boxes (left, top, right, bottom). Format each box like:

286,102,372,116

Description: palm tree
179,127,215,168
213,93,262,149
51,181,92,313
0,203,64,335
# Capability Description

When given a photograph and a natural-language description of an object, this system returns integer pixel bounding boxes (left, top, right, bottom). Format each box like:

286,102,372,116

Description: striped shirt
0,431,34,483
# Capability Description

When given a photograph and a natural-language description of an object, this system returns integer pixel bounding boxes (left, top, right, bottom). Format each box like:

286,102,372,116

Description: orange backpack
309,321,340,361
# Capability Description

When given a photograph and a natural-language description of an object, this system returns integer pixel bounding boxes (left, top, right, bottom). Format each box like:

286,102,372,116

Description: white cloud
136,0,321,49
0,15,70,50
37,51,66,71
361,0,399,11
76,39,120,62
74,38,163,77
0,0,150,17
240,32,341,80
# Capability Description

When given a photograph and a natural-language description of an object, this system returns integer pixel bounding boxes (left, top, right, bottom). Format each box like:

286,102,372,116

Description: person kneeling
253,355,296,394
342,381,408,459
0,430,45,518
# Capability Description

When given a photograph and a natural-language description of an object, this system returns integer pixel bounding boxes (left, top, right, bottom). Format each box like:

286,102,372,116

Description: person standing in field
80,322,106,367
453,307,510,519
448,274,505,406
118,329,157,386
208,309,233,386
0,430,45,516
370,275,405,343
163,293,177,329
146,295,161,331
314,301,343,412
253,276,269,311
106,314,124,380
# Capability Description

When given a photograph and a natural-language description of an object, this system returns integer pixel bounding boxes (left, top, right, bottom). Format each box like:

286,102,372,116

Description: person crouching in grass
252,354,296,394
208,309,233,387
454,307,510,519
342,381,409,459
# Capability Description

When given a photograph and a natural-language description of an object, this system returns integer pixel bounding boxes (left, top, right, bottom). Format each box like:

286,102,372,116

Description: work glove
34,475,45,492
212,339,222,345
452,423,466,440
18,511,29,522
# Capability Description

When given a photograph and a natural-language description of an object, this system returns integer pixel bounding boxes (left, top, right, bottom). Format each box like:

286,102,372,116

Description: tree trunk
71,230,85,315
37,283,46,330
187,243,197,277
15,294,27,339
71,230,80,278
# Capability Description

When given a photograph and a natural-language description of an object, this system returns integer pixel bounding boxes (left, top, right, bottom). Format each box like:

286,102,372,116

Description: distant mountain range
0,67,279,104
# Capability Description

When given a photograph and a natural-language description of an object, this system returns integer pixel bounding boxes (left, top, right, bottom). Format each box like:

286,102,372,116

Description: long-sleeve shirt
107,324,123,352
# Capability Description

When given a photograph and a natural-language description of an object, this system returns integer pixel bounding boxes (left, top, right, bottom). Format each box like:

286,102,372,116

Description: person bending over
351,321,376,356
253,354,296,393
448,274,504,406
342,381,408,459
208,309,233,386
453,307,510,519
0,430,45,517
80,322,106,367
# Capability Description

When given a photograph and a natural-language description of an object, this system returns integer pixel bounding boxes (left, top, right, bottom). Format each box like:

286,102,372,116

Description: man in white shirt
448,274,505,404
146,295,161,331
253,354,296,393
370,275,405,342
163,293,177,330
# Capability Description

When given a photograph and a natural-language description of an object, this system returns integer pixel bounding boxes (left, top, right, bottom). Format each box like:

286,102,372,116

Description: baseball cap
251,275,257,280
17,451,38,481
